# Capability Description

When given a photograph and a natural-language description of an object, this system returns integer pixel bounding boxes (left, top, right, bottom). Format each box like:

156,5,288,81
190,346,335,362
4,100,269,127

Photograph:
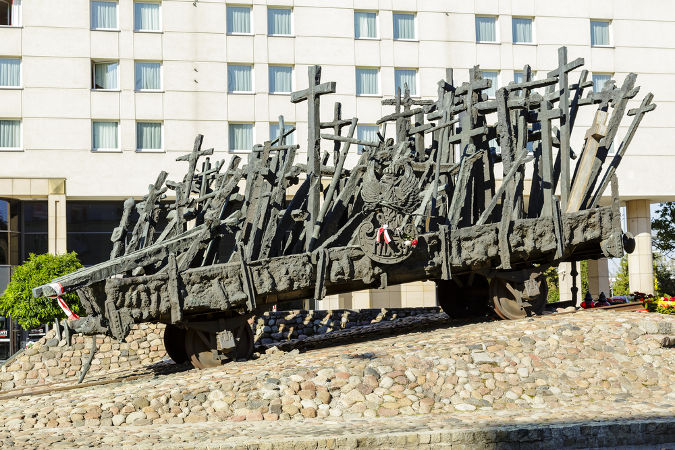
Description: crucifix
320,103,352,165
291,65,336,251
382,84,434,143
546,47,584,211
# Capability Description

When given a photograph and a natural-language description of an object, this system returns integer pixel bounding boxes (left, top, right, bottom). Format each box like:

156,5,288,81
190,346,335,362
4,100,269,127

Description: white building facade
0,0,673,310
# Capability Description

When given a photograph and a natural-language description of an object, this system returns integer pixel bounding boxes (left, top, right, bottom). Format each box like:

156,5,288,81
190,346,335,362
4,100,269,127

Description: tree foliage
611,253,675,297
611,256,630,296
544,267,559,303
0,253,83,329
653,202,675,257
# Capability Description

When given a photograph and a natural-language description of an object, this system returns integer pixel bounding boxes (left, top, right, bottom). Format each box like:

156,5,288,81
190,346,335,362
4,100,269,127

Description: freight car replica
33,47,655,369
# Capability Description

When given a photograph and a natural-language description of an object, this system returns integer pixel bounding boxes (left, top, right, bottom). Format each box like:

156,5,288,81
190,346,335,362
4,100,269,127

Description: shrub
0,252,83,329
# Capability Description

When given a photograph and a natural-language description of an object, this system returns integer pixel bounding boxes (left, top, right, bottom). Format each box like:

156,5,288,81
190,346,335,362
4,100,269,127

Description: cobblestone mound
0,324,166,393
0,307,440,394
0,310,672,436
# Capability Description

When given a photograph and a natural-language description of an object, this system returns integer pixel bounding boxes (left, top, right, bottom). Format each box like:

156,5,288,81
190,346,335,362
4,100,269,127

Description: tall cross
382,84,433,142
290,65,336,251
546,47,584,211
320,103,352,165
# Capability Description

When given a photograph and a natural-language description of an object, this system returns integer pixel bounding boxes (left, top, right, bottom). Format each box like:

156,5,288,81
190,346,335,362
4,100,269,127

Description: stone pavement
0,309,673,448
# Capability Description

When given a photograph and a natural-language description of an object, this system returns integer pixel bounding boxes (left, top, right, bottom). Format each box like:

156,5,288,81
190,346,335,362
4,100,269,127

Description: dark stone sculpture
33,47,655,369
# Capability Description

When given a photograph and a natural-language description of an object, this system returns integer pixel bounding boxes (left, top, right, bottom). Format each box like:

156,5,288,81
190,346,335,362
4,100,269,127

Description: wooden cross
546,47,584,211
528,99,563,217
589,92,656,208
382,84,433,142
290,65,336,252
320,103,352,165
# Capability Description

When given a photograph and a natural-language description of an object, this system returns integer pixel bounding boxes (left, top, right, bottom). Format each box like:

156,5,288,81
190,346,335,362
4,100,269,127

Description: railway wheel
489,274,548,320
184,318,255,369
436,274,490,319
163,324,188,364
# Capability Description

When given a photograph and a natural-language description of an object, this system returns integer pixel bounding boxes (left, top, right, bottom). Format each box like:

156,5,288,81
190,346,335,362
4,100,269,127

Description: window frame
268,64,293,94
133,0,162,33
269,121,295,144
267,7,293,37
0,0,20,27
91,120,120,153
590,19,612,47
392,12,416,41
90,0,120,31
475,15,498,44
135,121,164,153
0,57,21,89
0,118,21,151
511,16,534,45
481,70,500,98
91,60,120,91
592,72,613,94
134,60,163,92
356,124,379,155
228,63,254,94
226,4,253,36
355,67,380,97
354,10,378,40
228,122,255,154
394,68,418,97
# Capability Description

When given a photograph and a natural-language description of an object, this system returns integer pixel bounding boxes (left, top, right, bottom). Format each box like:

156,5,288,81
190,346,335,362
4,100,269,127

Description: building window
0,199,20,267
475,16,497,43
592,73,612,93
135,61,162,91
136,122,162,151
354,11,377,39
227,5,251,34
0,58,20,88
92,61,118,90
134,1,160,32
590,20,610,46
393,13,415,40
268,8,291,35
0,120,20,150
67,202,129,266
513,71,525,84
512,17,532,44
91,1,118,30
0,0,21,26
20,201,48,262
269,65,292,94
92,121,119,151
357,125,378,154
228,64,252,92
270,122,295,145
482,71,498,98
229,123,253,152
394,69,417,96
356,68,379,96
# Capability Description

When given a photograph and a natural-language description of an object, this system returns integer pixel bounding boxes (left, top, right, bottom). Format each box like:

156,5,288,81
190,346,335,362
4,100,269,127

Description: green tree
654,252,675,296
0,253,83,329
611,256,630,296
544,266,559,303
653,202,675,257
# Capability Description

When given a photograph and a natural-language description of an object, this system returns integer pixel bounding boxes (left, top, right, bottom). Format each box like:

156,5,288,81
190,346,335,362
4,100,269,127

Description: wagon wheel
489,276,548,320
163,324,188,364
184,318,255,369
436,274,490,319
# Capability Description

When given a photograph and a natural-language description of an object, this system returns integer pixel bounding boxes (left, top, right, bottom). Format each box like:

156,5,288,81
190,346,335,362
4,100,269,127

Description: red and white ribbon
376,224,392,244
48,282,80,320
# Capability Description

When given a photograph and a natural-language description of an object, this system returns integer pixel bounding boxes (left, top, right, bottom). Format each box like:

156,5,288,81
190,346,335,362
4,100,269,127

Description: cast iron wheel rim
489,277,548,320
163,324,189,365
185,328,221,369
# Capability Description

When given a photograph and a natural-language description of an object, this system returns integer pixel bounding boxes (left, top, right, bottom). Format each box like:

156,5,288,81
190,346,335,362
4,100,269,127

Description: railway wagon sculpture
33,47,654,369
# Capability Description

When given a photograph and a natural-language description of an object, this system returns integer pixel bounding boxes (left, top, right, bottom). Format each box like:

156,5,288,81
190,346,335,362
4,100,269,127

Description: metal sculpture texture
33,47,655,368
